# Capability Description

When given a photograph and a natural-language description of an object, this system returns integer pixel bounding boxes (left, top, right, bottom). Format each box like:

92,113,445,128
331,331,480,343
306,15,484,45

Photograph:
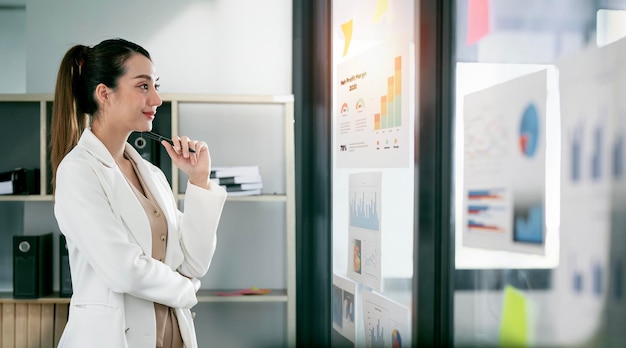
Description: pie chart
519,103,539,157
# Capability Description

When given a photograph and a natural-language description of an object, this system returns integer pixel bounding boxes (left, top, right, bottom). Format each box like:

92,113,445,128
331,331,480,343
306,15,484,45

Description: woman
51,38,226,348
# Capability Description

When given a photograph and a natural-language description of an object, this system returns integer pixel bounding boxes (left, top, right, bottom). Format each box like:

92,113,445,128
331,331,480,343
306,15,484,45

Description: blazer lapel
113,170,153,257
77,129,152,256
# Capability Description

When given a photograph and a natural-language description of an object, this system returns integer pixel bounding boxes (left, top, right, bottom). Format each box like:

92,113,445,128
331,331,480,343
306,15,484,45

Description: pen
140,132,197,153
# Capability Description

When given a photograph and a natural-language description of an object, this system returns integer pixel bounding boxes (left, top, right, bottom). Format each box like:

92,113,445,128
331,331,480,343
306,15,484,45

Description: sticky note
341,19,353,57
373,0,388,23
467,0,490,45
499,285,529,347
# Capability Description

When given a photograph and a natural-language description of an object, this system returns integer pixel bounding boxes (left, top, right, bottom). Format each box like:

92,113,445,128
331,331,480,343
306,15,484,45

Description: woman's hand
161,135,211,189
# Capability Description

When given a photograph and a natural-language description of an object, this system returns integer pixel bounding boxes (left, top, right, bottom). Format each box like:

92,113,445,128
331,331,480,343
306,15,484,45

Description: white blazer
54,128,226,348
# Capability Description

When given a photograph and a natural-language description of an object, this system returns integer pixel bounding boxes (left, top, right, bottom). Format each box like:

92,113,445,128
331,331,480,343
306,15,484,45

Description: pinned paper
373,0,388,23
467,0,490,45
499,285,529,347
341,19,353,57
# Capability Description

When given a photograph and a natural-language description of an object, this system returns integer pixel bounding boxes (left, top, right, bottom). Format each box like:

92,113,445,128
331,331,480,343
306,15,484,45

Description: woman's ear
95,83,110,106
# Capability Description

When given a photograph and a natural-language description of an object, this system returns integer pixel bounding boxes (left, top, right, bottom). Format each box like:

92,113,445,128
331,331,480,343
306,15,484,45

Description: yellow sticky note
373,0,388,23
341,19,353,57
499,285,529,347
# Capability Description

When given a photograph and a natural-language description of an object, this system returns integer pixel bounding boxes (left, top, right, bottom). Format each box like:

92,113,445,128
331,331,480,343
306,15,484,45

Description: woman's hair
50,38,151,190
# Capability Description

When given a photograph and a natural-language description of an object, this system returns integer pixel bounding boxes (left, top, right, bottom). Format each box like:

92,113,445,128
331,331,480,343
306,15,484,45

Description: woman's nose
150,89,163,107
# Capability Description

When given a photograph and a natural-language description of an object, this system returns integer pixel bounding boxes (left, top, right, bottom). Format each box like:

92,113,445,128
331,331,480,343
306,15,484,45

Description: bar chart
374,56,402,131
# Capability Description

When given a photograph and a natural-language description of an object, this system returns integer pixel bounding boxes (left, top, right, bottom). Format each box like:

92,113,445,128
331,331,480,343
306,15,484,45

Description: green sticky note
499,285,528,347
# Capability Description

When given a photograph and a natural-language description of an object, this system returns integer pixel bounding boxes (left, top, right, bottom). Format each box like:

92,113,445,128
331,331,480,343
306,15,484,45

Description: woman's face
104,53,162,134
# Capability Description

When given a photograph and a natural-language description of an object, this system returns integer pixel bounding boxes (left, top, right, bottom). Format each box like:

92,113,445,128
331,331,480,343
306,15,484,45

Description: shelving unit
0,93,296,347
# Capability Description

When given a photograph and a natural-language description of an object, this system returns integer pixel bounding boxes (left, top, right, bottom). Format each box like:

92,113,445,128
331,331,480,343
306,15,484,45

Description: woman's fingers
161,139,178,158
166,135,209,166
170,135,192,157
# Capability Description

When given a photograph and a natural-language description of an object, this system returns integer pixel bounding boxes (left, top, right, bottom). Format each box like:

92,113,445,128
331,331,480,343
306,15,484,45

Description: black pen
140,132,196,153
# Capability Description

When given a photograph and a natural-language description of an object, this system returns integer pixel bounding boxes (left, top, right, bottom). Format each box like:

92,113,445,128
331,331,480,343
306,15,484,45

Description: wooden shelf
0,292,70,304
0,194,288,203
196,289,287,303
0,290,287,304
176,194,287,202
0,194,53,202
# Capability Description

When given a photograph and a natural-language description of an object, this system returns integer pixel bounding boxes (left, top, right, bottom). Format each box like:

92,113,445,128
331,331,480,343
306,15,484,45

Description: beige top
125,153,184,348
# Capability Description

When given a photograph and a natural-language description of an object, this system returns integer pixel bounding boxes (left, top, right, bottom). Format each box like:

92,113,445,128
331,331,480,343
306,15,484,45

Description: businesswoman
50,38,226,348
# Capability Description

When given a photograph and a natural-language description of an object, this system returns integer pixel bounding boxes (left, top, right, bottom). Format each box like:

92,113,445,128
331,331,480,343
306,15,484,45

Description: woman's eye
155,84,160,91
139,83,149,90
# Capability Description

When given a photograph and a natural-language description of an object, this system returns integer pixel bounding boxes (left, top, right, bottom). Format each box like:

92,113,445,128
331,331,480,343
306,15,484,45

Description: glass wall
454,0,626,346
330,1,416,346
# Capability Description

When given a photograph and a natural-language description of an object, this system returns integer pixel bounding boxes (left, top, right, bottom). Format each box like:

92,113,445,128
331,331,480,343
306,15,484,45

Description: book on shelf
210,166,260,178
226,188,262,196
221,182,263,192
210,174,262,185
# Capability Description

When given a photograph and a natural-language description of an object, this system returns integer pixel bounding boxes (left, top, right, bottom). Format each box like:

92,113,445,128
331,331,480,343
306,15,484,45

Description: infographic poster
361,289,410,348
549,41,617,346
462,70,548,255
347,172,383,291
335,37,411,168
607,38,626,346
333,274,358,343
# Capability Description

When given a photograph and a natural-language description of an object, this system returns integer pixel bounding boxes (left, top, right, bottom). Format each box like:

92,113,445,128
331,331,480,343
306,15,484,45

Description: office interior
2,0,626,347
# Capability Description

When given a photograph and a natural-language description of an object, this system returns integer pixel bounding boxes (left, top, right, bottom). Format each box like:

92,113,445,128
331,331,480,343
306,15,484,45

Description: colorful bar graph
467,220,503,232
350,192,380,231
380,96,387,129
387,76,395,128
467,189,504,200
467,205,490,214
395,56,402,127
373,56,402,131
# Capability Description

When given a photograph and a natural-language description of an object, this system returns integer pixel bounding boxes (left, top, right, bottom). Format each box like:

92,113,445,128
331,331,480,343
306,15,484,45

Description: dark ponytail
50,38,151,192
51,45,89,192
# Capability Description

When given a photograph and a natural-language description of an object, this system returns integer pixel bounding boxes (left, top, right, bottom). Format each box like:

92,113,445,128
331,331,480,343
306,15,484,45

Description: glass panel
331,1,416,346
454,0,626,346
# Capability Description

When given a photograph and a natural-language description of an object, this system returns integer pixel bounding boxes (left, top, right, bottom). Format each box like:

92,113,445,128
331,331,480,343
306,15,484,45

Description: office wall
0,8,25,93
1,2,293,345
25,0,292,95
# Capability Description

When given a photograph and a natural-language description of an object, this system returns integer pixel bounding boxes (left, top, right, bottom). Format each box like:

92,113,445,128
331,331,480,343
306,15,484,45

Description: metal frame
415,0,456,346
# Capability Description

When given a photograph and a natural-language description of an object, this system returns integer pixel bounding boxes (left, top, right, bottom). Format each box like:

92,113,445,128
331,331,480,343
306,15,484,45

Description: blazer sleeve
176,180,227,278
54,157,198,309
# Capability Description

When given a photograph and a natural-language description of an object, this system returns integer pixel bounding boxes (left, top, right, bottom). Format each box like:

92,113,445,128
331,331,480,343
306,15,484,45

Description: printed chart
335,37,411,168
348,172,383,291
466,188,510,234
519,103,540,158
361,290,409,348
462,70,547,255
550,42,616,345
332,274,357,343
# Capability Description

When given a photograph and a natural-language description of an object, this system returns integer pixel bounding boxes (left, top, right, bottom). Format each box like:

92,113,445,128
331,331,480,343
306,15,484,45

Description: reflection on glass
332,1,415,346
455,1,626,347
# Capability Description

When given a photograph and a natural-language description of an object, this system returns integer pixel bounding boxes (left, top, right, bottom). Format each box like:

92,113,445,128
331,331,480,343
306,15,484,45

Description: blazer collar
77,128,172,220
77,129,180,266
76,128,116,168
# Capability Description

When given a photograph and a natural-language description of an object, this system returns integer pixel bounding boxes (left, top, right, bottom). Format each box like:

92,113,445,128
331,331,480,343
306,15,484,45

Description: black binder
13,233,53,298
129,132,160,166
59,234,73,297
0,168,40,195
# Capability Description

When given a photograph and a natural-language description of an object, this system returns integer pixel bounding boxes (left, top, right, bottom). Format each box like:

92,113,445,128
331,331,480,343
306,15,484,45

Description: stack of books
210,166,263,196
